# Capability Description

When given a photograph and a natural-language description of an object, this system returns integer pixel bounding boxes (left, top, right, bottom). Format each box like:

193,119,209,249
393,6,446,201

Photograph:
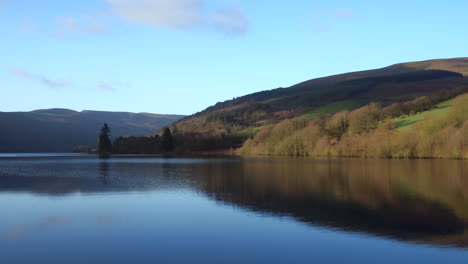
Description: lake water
1,154,468,263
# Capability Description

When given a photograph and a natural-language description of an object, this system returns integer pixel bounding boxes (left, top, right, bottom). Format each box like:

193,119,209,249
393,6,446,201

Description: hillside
173,58,468,139
0,109,184,153
110,57,468,154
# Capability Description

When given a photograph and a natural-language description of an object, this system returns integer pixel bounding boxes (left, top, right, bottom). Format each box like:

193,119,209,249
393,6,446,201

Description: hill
0,109,184,153
174,58,467,130
108,57,468,154
163,58,468,150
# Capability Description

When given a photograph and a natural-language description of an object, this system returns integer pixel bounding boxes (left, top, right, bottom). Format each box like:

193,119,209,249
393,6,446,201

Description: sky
1,0,467,115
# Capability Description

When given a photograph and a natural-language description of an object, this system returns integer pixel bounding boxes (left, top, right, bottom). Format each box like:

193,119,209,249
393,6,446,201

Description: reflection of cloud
212,8,248,36
6,226,28,240
5,215,114,240
10,68,72,89
97,214,112,225
6,216,68,240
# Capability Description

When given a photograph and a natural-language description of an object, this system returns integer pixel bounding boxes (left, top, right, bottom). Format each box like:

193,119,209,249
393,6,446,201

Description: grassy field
392,99,453,131
302,100,361,119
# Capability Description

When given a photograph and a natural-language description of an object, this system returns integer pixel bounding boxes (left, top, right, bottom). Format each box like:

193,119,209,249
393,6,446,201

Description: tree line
112,127,174,154
93,85,468,158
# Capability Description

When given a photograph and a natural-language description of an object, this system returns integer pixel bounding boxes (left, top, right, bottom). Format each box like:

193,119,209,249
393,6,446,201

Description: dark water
1,154,468,264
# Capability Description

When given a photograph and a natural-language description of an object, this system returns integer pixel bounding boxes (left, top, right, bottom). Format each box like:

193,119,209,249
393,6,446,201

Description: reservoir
1,154,467,263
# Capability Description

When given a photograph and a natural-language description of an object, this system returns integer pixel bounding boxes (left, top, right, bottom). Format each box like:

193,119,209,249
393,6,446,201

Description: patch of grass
435,99,453,108
393,99,453,131
238,125,273,136
393,115,426,131
302,100,361,119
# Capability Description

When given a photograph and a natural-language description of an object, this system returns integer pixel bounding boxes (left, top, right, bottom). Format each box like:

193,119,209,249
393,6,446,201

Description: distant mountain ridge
291,57,468,89
0,109,184,152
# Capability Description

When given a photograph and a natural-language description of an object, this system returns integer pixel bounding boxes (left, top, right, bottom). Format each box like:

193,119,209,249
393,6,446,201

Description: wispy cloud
98,81,116,92
10,68,129,92
98,81,132,92
18,21,38,35
56,16,107,37
10,68,72,88
300,8,356,33
17,10,109,38
333,9,355,20
310,23,332,33
106,0,203,29
16,0,249,37
212,8,248,35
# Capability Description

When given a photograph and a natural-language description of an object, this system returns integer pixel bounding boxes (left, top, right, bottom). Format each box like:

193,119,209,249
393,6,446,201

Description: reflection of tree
160,160,175,179
99,161,109,185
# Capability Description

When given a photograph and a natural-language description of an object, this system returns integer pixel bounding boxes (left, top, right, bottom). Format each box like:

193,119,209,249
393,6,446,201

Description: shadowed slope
0,109,184,152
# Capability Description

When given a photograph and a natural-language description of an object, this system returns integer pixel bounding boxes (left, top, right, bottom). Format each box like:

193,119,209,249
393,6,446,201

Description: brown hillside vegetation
239,93,468,159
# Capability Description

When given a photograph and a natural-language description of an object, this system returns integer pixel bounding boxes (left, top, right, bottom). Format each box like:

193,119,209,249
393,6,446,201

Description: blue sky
1,0,467,115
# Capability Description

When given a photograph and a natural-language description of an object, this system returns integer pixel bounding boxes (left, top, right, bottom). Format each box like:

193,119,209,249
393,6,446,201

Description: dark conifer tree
98,123,112,156
161,127,174,152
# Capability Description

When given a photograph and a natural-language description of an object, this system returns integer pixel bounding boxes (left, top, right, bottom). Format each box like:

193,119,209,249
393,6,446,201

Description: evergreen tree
161,127,174,152
98,123,112,156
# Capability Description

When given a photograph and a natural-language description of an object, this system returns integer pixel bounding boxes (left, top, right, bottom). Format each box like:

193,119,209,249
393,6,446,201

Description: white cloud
212,8,248,35
106,0,203,29
105,0,249,35
9,68,131,92
10,68,72,89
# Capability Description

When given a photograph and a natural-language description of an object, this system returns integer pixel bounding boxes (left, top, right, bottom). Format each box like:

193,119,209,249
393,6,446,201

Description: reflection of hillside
190,158,468,247
1,157,468,247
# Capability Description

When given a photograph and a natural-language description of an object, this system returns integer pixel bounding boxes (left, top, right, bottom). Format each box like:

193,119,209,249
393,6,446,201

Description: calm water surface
1,154,468,263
